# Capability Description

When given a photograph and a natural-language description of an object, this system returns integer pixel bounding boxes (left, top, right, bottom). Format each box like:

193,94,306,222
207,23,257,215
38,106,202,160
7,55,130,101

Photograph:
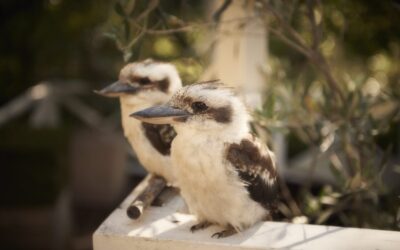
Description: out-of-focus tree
255,0,400,230
104,0,206,83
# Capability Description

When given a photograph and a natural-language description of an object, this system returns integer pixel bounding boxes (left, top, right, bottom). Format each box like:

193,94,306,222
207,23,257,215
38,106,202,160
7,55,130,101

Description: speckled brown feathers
141,123,176,155
226,136,278,210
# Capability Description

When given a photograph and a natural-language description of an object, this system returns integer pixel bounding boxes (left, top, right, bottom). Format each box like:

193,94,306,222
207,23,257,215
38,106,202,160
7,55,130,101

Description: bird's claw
190,221,211,233
211,232,223,238
211,228,237,238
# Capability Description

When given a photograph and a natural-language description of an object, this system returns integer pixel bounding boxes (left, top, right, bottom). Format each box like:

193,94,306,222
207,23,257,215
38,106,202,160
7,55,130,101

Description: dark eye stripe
139,77,151,85
129,76,152,85
191,101,208,113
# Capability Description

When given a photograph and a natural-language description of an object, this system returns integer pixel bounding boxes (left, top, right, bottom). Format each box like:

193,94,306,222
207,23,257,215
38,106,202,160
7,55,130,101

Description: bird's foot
211,228,237,238
190,221,212,233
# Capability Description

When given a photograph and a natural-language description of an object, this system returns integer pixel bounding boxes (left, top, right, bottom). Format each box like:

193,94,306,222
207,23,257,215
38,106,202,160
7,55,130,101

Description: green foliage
255,0,400,229
104,0,206,82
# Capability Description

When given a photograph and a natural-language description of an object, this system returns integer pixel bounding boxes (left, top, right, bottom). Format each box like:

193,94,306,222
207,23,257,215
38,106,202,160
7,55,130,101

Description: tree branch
135,0,159,23
213,0,233,23
262,1,308,49
266,26,312,58
126,174,166,219
306,0,322,50
132,16,257,35
261,0,345,104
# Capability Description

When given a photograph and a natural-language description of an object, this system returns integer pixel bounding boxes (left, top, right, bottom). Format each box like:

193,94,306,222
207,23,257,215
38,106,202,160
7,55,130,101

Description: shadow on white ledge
93,182,400,250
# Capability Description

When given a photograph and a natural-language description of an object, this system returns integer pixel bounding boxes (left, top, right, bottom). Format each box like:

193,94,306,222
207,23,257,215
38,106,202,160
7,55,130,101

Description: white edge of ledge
93,184,400,250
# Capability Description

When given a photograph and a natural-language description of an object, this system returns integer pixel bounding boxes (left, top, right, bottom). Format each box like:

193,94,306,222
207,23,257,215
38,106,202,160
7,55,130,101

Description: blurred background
0,0,399,249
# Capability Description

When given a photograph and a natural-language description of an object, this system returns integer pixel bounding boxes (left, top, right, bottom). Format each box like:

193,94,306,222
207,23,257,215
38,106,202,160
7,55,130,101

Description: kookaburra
96,60,182,185
131,81,278,238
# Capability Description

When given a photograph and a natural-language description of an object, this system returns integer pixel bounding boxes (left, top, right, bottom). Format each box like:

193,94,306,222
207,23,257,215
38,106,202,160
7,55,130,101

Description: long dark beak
130,105,191,124
94,81,139,97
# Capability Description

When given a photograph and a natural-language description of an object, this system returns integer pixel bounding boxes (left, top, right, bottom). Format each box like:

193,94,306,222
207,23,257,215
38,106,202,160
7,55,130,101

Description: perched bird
96,60,182,185
131,81,278,238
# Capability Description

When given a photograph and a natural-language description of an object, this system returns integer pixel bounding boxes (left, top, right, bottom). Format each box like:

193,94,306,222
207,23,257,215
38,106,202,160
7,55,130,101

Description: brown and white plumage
226,134,278,211
131,81,278,237
96,59,181,185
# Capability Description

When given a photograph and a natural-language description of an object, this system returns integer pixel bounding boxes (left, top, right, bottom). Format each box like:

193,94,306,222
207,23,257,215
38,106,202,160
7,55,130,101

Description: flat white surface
93,178,400,250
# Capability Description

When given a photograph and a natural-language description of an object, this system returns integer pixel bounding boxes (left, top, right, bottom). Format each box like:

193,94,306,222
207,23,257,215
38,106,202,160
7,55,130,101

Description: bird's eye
191,101,208,113
139,77,151,85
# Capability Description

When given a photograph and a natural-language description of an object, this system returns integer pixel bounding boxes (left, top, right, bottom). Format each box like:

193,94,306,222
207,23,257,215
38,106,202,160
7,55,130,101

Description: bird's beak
94,81,140,97
130,105,191,124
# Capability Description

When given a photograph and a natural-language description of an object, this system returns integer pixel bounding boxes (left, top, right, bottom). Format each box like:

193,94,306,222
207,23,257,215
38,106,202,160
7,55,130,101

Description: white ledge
93,180,400,250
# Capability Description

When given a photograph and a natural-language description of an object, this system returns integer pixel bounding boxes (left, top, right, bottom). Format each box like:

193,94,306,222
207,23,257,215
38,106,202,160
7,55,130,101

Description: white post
202,0,287,170
202,0,267,109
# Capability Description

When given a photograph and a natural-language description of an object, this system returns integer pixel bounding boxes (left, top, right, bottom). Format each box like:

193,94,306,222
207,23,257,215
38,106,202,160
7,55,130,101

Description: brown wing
141,122,176,156
226,136,278,210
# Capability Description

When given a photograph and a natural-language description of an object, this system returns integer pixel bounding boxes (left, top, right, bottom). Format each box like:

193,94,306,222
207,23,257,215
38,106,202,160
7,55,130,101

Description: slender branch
262,1,308,49
310,53,346,103
306,0,322,50
124,20,147,49
261,0,346,104
266,26,312,58
126,174,166,219
132,16,258,35
213,0,233,23
278,177,303,217
135,0,159,23
305,0,345,102
287,0,300,24
142,24,195,35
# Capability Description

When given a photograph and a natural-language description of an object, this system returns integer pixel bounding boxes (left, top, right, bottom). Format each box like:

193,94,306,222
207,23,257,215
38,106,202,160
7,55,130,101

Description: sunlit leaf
103,32,117,41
